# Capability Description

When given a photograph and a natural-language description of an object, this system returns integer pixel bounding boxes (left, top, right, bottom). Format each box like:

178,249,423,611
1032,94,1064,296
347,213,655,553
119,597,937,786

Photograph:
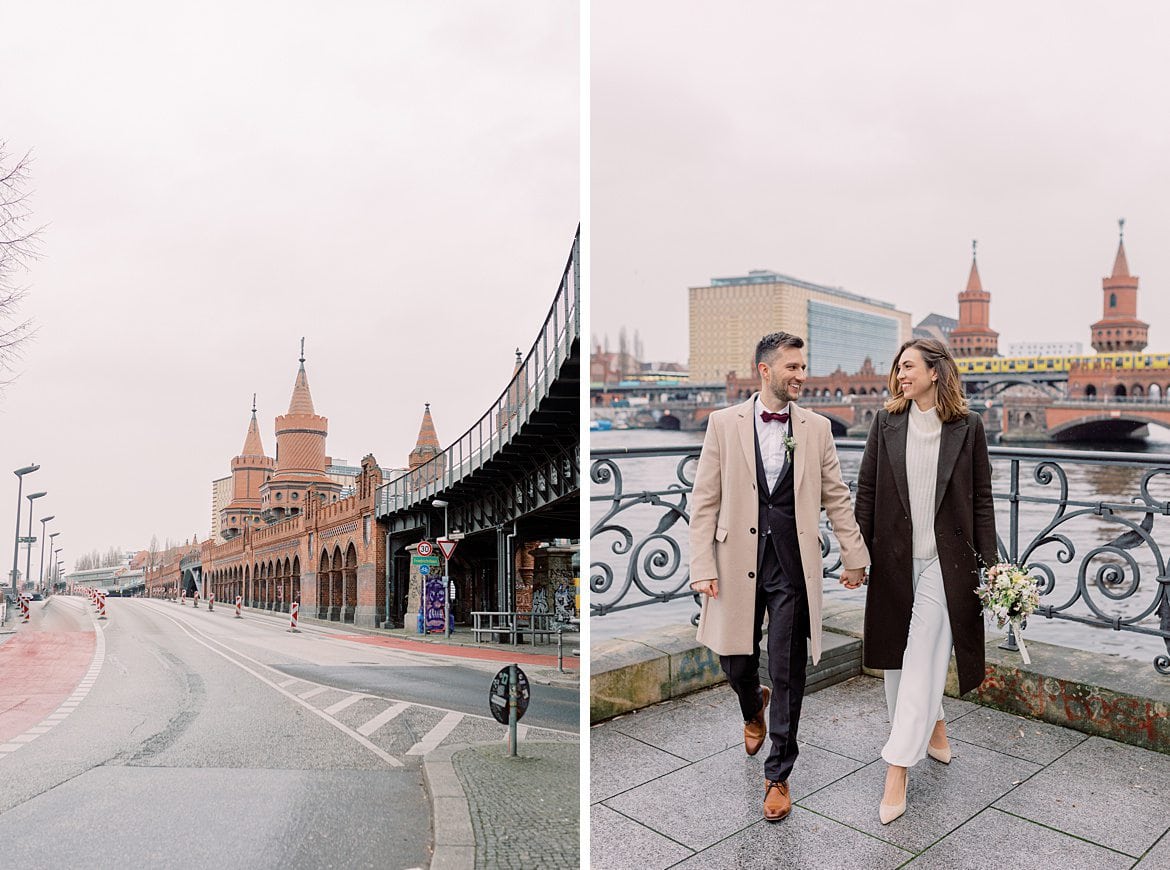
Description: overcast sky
593,0,1170,365
1,1,577,577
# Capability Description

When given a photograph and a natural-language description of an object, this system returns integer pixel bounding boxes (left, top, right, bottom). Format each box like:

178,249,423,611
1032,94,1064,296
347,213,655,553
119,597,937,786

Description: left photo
0,3,581,868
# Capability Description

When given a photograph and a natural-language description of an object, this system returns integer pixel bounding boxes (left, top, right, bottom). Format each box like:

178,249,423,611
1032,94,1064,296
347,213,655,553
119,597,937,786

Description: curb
423,742,479,870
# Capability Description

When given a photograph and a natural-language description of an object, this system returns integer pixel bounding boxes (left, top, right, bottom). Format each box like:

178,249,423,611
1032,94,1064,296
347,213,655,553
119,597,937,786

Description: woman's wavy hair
884,338,969,422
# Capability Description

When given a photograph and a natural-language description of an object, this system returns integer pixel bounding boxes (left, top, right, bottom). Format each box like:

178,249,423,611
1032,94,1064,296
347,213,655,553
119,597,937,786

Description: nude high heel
879,768,907,825
927,742,952,764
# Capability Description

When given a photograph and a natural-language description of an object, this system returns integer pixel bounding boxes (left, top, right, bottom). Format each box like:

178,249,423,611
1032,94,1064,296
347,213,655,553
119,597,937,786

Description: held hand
693,578,719,599
839,567,867,589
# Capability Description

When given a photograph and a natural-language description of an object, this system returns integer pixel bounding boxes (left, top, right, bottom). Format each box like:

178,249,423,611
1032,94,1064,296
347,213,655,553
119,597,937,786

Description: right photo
588,2,1170,867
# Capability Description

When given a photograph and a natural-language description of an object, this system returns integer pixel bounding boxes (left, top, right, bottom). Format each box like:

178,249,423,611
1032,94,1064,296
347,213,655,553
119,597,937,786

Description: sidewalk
426,739,580,870
591,675,1170,869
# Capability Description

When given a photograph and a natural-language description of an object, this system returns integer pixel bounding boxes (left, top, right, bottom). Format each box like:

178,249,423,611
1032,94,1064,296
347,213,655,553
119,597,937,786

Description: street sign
437,538,457,560
489,666,530,724
18,536,36,544
416,540,433,557
419,565,430,576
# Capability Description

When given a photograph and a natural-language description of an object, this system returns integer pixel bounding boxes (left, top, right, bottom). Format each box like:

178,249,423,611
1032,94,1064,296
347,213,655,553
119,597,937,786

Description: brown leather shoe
764,779,791,822
744,686,771,756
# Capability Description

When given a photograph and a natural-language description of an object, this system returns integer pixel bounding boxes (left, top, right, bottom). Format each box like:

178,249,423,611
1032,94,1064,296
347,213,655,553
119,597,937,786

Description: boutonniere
783,434,797,459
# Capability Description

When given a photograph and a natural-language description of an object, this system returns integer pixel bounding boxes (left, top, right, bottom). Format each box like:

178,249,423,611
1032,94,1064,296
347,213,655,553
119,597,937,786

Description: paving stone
800,738,1042,853
994,735,1170,857
608,687,746,762
453,741,578,870
904,807,1134,870
590,726,688,803
1134,829,1170,868
590,804,693,870
945,705,1089,764
670,809,912,870
799,677,896,762
603,742,863,852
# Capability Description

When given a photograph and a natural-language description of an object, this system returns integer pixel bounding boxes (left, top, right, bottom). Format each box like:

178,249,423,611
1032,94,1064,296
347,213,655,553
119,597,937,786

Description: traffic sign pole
508,663,519,757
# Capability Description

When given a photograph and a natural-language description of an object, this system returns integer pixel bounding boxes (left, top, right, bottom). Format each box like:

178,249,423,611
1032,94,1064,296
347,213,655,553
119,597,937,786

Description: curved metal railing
590,441,1170,674
377,228,580,515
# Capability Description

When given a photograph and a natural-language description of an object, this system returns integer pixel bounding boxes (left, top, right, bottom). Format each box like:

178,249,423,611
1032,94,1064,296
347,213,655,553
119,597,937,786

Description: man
690,332,870,822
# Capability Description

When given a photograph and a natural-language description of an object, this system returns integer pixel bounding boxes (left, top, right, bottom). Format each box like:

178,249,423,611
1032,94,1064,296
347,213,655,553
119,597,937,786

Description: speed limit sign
417,540,433,557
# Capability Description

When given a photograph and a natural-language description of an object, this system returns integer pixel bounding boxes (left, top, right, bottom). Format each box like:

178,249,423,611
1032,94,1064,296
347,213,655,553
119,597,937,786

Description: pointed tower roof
241,393,265,456
1111,218,1130,278
414,403,441,452
287,338,316,415
964,240,984,294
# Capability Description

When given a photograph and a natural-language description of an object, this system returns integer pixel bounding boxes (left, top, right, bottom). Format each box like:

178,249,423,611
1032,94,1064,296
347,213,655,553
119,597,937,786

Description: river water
591,427,1170,668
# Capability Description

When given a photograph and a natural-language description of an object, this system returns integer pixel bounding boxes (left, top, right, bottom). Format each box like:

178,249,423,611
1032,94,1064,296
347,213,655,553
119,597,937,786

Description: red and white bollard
180,589,186,606
21,595,30,623
208,592,214,612
235,595,242,619
193,591,200,609
97,593,107,620
288,601,300,633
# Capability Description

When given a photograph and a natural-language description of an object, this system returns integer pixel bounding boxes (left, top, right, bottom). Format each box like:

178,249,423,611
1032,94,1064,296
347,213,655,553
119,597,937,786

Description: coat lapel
934,416,970,515
790,403,807,497
736,395,758,484
882,411,912,518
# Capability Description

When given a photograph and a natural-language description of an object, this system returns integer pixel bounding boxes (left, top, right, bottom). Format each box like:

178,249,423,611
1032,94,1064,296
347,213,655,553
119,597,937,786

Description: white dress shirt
754,396,790,492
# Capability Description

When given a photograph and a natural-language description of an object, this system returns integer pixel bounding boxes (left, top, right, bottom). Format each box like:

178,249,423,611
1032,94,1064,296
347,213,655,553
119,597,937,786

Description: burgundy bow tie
760,411,789,424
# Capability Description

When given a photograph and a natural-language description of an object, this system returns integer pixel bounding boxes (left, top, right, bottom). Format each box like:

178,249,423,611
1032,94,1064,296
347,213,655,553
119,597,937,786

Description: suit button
748,572,755,579
750,527,756,534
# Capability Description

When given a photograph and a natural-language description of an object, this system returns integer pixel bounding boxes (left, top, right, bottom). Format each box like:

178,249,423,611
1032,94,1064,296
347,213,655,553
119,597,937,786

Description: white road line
357,702,409,737
133,599,579,738
323,694,365,716
298,686,330,700
406,712,464,756
278,678,299,688
151,609,403,768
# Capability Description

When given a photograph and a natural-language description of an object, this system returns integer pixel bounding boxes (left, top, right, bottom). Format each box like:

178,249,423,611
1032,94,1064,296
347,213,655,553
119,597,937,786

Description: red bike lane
0,630,95,742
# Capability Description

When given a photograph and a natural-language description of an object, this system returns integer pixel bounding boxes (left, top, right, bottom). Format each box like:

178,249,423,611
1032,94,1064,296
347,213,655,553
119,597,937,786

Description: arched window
1110,293,1117,308
1085,385,1097,399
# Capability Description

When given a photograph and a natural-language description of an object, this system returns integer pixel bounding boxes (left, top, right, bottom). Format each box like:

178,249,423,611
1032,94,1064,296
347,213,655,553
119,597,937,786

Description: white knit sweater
905,403,942,560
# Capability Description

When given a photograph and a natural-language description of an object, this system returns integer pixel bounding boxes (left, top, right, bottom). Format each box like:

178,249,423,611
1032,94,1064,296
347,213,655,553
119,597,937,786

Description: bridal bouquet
975,563,1041,664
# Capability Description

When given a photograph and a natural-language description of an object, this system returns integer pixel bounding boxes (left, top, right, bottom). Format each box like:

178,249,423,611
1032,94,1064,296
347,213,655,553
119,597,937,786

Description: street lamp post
10,464,39,607
24,492,47,596
48,532,60,595
433,499,451,639
39,515,55,595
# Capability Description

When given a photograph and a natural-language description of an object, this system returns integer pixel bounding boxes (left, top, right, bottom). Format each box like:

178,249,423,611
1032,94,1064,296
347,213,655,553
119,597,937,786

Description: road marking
323,694,365,716
357,702,409,737
150,608,404,768
298,686,330,700
406,712,464,756
278,678,299,688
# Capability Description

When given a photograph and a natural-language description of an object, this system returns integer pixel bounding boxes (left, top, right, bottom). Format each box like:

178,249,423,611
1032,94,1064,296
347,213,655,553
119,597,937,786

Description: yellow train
956,352,1170,375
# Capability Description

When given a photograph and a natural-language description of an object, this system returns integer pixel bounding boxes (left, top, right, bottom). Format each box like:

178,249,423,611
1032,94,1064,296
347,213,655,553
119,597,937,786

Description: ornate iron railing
590,441,1170,674
376,228,580,515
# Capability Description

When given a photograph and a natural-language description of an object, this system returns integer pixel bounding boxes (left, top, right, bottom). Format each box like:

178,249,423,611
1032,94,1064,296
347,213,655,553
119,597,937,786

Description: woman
854,338,997,824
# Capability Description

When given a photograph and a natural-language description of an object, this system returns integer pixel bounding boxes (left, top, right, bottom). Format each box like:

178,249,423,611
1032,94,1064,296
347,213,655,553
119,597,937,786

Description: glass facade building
807,300,901,377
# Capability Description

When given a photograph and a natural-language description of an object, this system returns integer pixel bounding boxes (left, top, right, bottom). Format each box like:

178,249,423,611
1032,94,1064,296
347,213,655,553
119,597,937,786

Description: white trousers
882,557,951,767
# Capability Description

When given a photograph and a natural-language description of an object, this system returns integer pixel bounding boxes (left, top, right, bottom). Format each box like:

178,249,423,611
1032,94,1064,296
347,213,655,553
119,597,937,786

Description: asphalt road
0,595,578,869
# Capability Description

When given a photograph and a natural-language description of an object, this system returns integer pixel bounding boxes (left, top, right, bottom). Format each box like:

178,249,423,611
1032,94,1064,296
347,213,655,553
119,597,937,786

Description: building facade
949,248,999,357
688,270,911,384
1091,222,1148,353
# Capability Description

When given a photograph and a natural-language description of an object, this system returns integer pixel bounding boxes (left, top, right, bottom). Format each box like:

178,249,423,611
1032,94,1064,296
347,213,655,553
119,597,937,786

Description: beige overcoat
690,395,870,663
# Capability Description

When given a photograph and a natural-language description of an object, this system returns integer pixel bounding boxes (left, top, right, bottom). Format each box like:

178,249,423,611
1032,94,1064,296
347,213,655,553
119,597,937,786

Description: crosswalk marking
278,678,299,688
323,694,364,716
406,711,464,756
357,702,409,737
298,686,330,700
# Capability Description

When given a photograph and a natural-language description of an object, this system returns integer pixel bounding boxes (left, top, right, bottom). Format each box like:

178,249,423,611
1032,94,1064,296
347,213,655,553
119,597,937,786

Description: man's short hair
755,332,805,367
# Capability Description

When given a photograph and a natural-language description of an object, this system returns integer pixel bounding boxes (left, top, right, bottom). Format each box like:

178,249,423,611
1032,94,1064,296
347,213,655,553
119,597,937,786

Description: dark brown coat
854,409,998,696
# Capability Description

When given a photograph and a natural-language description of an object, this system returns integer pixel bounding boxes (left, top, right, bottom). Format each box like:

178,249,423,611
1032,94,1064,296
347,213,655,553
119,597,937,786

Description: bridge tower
220,394,275,539
949,241,999,358
408,403,445,484
1091,219,1148,352
260,341,341,522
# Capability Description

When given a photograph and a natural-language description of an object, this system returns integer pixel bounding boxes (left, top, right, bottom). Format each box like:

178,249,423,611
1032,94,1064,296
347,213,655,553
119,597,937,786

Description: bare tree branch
0,142,43,391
